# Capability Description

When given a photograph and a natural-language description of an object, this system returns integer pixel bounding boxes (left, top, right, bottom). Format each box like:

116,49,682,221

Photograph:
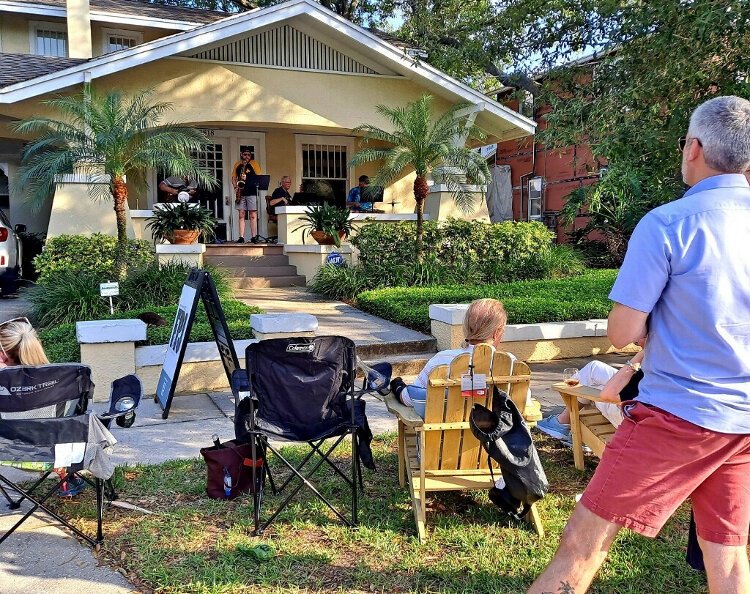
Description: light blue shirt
609,174,750,433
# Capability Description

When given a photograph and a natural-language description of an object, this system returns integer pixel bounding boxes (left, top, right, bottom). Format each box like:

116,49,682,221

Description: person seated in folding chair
0,317,88,497
391,299,529,418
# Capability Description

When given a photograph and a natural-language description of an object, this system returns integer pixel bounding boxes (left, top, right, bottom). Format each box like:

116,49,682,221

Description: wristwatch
625,359,641,373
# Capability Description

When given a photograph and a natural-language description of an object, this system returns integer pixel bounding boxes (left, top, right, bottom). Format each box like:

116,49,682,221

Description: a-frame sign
156,268,240,419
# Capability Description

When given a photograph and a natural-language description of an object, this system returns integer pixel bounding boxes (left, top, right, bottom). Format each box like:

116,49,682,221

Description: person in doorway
158,175,197,203
346,175,373,212
529,95,750,594
232,149,262,243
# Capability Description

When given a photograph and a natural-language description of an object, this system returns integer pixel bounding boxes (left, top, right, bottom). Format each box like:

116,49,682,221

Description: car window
0,209,10,228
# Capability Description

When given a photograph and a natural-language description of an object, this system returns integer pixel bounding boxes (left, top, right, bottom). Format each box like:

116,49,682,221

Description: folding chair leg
351,429,359,526
4,471,53,510
0,474,99,547
95,478,104,543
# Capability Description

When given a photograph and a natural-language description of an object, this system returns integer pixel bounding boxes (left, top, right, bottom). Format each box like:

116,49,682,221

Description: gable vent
189,25,379,74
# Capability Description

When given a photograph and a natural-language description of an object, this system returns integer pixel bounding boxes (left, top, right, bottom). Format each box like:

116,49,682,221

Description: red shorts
581,402,750,546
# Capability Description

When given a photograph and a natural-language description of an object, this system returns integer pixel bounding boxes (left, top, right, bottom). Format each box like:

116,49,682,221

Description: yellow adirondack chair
385,344,545,542
552,383,617,470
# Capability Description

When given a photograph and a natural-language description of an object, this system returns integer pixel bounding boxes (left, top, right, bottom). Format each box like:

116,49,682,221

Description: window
30,22,68,57
296,135,354,208
102,28,142,54
528,176,543,221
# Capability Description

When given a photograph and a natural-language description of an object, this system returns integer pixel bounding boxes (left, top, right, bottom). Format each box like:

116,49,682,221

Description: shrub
355,269,618,332
34,234,154,283
29,262,232,327
330,219,555,297
40,300,261,363
309,264,374,301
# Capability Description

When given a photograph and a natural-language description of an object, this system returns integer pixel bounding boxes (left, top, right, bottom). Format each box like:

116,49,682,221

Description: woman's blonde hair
0,320,49,365
463,298,507,345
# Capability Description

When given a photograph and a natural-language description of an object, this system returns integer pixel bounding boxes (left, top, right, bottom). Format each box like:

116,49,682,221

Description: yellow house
0,0,535,242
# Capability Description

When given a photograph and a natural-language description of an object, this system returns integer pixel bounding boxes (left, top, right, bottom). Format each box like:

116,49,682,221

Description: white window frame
527,176,544,221
294,134,356,192
101,28,143,54
29,20,68,57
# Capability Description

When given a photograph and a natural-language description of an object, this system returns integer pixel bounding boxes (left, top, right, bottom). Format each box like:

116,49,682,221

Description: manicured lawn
356,270,618,332
60,434,707,594
39,299,261,363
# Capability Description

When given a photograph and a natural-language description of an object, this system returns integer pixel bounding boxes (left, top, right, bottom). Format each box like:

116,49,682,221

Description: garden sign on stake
155,268,240,419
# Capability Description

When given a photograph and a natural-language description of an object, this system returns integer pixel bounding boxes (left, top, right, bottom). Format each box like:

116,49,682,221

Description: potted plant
294,203,355,247
145,202,218,244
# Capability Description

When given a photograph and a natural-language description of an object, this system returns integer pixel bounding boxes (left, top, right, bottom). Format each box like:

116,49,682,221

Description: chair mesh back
245,336,355,441
0,364,92,420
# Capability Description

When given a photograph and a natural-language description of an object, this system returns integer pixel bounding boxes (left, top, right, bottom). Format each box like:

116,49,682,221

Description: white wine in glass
563,368,580,387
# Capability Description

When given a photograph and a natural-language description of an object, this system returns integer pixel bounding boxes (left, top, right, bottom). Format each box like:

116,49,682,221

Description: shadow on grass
53,434,708,594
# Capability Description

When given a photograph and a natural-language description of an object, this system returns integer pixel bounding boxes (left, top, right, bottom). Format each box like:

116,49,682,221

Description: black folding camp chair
238,336,373,535
0,364,142,547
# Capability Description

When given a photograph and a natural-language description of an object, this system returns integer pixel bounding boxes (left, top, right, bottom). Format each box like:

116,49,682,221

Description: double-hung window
102,28,142,54
30,22,68,57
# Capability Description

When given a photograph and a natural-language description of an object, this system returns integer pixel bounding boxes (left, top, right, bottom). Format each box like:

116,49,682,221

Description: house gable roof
0,53,86,87
0,0,534,138
0,0,228,29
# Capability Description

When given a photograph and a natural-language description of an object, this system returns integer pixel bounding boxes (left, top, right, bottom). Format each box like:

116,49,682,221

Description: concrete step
229,275,307,288
218,265,299,277
361,352,434,378
355,337,437,359
205,244,284,256
203,254,290,267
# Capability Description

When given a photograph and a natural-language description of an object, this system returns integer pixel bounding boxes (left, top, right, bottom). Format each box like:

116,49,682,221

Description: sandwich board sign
155,268,240,419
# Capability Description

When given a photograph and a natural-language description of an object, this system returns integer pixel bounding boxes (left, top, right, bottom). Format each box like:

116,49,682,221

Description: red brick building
489,96,606,242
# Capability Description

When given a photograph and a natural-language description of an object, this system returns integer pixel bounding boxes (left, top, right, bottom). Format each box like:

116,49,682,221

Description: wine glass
563,368,580,387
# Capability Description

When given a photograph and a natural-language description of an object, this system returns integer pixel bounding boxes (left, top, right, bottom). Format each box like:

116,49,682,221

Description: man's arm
159,180,179,198
608,303,648,349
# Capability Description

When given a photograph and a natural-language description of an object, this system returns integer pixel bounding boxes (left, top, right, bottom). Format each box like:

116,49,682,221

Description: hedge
40,300,261,364
355,269,618,332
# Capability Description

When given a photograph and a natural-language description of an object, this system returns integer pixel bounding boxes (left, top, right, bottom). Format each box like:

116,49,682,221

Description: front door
193,141,228,240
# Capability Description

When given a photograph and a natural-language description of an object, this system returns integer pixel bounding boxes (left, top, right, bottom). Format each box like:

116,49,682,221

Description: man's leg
528,503,621,594
699,537,750,594
249,210,258,239
237,208,246,241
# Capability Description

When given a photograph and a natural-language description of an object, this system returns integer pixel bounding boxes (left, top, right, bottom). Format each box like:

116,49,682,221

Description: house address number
199,129,216,137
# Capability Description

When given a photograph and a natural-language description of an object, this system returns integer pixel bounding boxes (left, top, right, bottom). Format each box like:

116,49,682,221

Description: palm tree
13,86,216,277
349,94,491,258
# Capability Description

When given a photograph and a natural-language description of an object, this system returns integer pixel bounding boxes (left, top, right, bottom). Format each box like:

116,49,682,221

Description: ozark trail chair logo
286,343,315,353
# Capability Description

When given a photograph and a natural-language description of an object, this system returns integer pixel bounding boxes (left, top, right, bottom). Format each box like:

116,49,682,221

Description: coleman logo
286,343,314,353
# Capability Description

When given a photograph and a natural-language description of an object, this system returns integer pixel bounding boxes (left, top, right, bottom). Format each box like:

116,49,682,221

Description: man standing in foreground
529,96,750,594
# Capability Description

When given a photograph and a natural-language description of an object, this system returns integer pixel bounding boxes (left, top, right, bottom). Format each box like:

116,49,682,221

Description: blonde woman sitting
391,298,524,418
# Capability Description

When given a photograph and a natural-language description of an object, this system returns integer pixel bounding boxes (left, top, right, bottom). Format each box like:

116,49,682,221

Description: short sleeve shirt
609,174,750,433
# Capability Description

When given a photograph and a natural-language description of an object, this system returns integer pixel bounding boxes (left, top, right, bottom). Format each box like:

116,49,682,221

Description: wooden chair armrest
384,393,424,428
552,382,619,404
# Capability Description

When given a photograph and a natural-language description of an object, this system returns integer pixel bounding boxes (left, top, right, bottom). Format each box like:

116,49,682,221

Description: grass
53,434,708,594
356,270,618,332
39,299,262,363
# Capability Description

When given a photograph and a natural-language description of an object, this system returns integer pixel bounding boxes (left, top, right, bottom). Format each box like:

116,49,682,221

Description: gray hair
688,96,750,173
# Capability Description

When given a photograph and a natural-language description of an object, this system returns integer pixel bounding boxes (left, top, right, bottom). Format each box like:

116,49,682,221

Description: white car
0,210,22,295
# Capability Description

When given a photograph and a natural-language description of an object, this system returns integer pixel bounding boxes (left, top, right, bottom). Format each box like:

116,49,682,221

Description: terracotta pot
311,230,345,245
171,229,201,244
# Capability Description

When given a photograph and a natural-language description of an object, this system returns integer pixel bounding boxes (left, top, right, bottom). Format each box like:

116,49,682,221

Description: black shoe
235,237,245,244
250,235,260,244
390,377,408,404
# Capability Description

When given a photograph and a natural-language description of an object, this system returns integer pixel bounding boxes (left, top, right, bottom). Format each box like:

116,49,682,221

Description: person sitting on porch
267,175,292,224
232,149,263,243
346,175,373,212
159,175,197,203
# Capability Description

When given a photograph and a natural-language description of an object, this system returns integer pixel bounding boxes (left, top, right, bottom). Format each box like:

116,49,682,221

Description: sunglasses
678,136,702,151
0,317,30,358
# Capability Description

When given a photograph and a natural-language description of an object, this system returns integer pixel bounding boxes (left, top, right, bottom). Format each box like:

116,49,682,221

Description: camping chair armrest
384,393,423,428
552,382,612,404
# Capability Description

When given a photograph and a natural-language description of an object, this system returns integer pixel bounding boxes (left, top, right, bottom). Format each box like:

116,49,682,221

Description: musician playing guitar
159,175,197,203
